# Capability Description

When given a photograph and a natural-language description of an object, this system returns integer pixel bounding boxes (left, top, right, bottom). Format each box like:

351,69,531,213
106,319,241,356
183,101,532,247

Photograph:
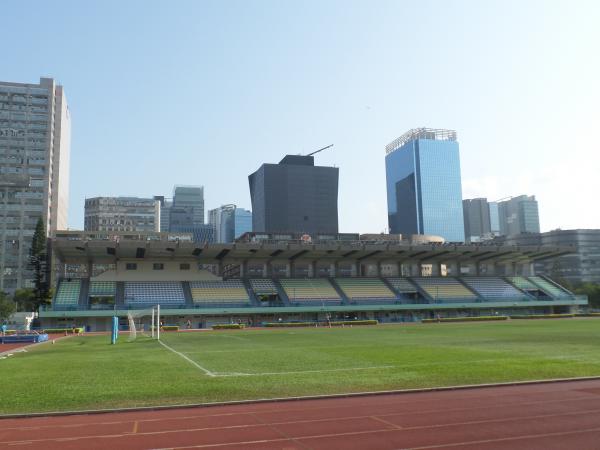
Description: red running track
0,334,68,354
2,379,600,450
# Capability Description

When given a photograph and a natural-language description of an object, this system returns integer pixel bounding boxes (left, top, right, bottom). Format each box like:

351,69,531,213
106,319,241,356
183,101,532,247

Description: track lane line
146,426,600,450
405,426,600,449
2,393,599,433
4,404,600,447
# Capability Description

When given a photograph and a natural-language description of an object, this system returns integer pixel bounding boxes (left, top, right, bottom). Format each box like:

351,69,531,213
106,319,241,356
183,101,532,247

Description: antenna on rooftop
305,144,333,157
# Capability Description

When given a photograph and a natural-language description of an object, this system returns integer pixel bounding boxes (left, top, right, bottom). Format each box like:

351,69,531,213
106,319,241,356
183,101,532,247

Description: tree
28,217,51,312
574,283,600,309
13,288,36,312
0,291,16,323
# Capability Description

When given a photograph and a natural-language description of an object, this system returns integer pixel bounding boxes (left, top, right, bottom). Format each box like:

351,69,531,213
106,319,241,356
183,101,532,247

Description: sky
2,0,599,233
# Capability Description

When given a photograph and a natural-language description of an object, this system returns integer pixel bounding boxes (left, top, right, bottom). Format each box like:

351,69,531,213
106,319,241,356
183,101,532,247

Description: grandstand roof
51,231,574,265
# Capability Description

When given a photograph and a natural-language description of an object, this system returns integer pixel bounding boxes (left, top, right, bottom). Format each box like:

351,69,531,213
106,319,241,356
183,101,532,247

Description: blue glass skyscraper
385,128,465,242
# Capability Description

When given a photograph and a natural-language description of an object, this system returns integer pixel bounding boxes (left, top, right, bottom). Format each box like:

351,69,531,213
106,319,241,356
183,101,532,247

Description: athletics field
1,319,600,415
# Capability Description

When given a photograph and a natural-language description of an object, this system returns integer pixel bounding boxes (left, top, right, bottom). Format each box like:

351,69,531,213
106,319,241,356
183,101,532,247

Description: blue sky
3,0,599,232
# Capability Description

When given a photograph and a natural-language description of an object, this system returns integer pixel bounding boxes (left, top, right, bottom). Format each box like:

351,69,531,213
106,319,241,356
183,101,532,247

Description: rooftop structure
386,128,457,155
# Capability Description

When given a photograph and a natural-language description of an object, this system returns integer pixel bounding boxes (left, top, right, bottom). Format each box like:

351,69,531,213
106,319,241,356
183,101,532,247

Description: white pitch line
157,340,393,378
158,340,216,377
216,365,395,377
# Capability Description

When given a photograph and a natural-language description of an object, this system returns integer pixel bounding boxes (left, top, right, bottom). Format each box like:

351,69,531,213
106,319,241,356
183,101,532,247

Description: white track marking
158,340,216,377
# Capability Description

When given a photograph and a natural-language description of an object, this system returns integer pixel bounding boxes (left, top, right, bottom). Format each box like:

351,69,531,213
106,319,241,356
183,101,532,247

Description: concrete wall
92,260,221,281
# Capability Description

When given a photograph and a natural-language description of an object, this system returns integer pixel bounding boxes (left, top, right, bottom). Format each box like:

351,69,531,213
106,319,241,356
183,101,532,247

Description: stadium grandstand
40,231,588,331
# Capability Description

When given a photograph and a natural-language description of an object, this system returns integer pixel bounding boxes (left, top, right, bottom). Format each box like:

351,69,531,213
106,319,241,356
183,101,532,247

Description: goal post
122,305,162,342
124,308,156,342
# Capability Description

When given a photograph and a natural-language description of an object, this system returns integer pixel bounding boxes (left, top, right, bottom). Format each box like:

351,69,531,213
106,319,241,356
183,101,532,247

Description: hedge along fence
264,322,313,328
575,313,600,317
422,316,508,324
509,314,575,320
212,324,245,330
264,320,378,328
330,320,378,326
42,327,85,334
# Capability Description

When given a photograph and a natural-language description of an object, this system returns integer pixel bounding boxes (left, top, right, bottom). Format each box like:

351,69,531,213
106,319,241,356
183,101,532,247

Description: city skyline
2,1,599,234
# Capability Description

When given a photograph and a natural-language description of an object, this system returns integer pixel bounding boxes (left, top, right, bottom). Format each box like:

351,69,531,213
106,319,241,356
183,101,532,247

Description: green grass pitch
1,319,600,415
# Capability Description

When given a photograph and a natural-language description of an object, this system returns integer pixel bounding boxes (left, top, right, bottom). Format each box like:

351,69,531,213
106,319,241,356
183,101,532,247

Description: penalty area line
158,340,216,377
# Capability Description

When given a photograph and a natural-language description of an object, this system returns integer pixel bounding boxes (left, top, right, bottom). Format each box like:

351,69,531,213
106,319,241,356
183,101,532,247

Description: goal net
126,309,155,342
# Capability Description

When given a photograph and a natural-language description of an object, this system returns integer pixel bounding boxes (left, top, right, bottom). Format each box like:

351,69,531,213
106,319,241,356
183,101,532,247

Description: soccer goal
127,305,162,342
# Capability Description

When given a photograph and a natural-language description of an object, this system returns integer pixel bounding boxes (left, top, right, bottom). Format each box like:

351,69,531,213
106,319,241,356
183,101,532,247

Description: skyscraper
234,208,252,239
463,198,492,242
385,128,465,242
172,186,204,227
153,195,171,232
208,204,252,243
248,154,339,234
488,201,500,236
84,197,160,232
0,77,71,293
497,195,540,236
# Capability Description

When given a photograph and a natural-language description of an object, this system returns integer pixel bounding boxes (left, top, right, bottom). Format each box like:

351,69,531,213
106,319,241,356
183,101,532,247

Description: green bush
212,324,245,330
510,314,575,320
575,313,600,317
161,326,179,331
264,322,314,328
42,328,84,334
422,316,508,324
264,320,378,328
330,320,379,326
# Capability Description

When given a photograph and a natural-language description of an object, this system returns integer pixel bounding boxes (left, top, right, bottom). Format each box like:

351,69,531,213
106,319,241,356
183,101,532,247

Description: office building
0,77,71,293
540,229,600,284
489,201,500,235
172,186,204,227
208,204,252,243
153,195,171,232
234,207,252,239
463,198,491,242
462,198,502,242
154,186,210,243
84,197,160,232
497,195,540,236
249,154,338,234
502,229,600,285
385,128,465,242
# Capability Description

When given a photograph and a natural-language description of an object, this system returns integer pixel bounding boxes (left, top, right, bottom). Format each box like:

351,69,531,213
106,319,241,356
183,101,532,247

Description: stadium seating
189,280,250,306
506,276,539,291
54,279,81,307
335,278,396,303
88,281,116,296
528,276,572,299
412,277,478,303
249,278,278,296
461,277,528,301
386,278,418,294
124,282,185,306
280,278,341,305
